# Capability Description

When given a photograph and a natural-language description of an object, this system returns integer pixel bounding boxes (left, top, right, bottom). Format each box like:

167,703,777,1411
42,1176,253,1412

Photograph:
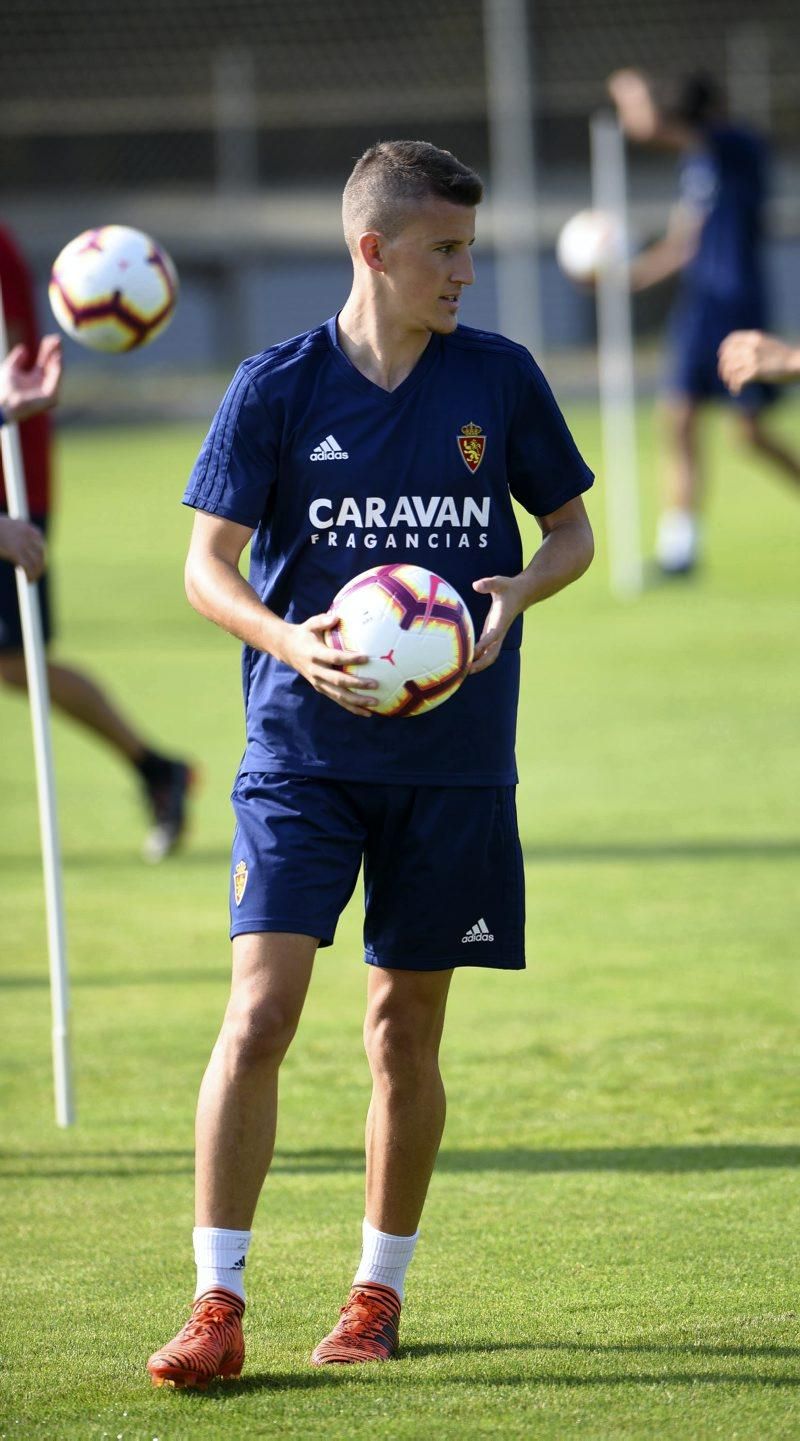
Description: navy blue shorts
229,772,526,971
0,515,52,652
667,296,778,411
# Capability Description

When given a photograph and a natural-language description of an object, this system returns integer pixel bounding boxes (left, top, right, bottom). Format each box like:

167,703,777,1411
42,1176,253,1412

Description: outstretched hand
717,330,800,394
469,574,524,674
0,335,62,423
280,611,379,717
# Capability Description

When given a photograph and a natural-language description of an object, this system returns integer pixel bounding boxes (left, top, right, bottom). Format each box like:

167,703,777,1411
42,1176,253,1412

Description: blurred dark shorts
0,514,52,652
666,295,779,411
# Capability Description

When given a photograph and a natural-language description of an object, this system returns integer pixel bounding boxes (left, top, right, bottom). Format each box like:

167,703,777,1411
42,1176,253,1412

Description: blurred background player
0,333,61,582
0,223,193,861
608,68,800,575
718,329,800,394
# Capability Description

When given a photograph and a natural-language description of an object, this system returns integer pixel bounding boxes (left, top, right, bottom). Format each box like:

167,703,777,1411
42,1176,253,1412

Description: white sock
193,1226,251,1303
352,1218,419,1303
656,509,699,571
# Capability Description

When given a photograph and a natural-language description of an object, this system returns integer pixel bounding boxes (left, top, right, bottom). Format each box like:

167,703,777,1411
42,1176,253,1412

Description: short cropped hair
673,72,724,128
342,140,483,254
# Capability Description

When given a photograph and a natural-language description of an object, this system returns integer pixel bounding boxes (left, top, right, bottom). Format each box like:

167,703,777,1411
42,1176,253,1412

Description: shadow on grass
166,1358,800,1396
2,836,799,876
521,837,800,864
0,970,222,989
404,1339,800,1361
2,1142,797,1180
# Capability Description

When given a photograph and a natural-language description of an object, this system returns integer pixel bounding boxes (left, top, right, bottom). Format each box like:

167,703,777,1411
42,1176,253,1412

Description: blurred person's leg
0,647,194,860
733,410,800,489
656,396,702,574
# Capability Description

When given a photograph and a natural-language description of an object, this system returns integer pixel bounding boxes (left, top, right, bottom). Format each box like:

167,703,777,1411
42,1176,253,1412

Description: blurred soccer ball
556,209,624,283
49,225,178,352
326,563,475,717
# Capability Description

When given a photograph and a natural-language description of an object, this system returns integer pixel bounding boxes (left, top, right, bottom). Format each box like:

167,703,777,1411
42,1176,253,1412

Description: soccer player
0,224,193,861
718,330,800,394
147,139,594,1389
607,69,800,575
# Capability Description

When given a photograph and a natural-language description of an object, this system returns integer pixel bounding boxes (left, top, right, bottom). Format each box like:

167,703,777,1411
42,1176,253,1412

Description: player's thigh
229,772,367,947
363,785,525,971
227,931,318,1040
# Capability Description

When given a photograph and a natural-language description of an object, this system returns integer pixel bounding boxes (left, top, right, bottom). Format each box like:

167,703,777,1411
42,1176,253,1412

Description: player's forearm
518,513,594,608
628,236,690,292
185,551,292,660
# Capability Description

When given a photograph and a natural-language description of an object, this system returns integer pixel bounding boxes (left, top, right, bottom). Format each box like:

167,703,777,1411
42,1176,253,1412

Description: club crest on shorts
233,859,248,906
457,422,486,473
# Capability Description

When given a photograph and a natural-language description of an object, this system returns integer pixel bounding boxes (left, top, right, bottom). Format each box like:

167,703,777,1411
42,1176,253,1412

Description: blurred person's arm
627,204,700,292
606,71,702,293
0,336,62,425
718,331,800,394
0,516,46,580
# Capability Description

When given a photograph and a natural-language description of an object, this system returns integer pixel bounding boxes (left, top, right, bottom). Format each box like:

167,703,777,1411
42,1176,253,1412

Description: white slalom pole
0,292,74,1126
483,0,542,355
590,111,644,599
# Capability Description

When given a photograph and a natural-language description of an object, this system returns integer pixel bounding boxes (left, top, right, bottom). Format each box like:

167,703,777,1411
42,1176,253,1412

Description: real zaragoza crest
233,859,248,906
457,422,486,473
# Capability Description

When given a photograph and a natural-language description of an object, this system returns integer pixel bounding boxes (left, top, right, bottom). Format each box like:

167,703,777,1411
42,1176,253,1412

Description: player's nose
451,250,475,286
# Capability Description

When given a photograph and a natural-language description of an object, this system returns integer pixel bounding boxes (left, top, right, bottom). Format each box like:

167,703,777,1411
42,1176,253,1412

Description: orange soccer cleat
147,1288,245,1389
311,1281,401,1364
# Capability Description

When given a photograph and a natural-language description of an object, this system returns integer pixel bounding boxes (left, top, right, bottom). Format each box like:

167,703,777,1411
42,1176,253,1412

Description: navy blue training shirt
679,124,769,307
184,317,593,786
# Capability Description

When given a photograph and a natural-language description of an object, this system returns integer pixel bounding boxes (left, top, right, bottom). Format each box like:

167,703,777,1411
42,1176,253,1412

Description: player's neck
336,298,432,393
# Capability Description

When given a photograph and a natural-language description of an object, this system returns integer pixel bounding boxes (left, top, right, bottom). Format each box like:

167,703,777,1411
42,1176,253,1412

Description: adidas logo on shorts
310,433,349,461
462,917,494,943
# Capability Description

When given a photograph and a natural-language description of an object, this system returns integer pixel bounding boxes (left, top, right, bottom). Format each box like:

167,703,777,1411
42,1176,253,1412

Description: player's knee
220,991,300,1070
0,651,27,689
735,413,763,449
364,1007,438,1085
663,405,694,447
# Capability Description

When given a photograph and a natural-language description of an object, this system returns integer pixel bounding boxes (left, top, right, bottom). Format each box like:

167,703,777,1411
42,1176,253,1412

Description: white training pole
590,111,644,599
483,0,542,355
0,292,74,1126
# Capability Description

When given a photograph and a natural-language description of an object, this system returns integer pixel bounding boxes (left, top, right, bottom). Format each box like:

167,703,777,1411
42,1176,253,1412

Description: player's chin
429,307,460,334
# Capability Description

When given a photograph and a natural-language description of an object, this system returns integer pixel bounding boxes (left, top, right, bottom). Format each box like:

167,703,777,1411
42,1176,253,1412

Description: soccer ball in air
556,208,624,283
326,563,475,717
49,225,178,352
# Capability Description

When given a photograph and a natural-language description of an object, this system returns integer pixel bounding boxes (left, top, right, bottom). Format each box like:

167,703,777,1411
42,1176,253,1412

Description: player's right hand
0,516,46,581
280,612,379,717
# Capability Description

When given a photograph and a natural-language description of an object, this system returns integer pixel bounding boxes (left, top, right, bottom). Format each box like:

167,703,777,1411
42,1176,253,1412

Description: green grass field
1,403,799,1439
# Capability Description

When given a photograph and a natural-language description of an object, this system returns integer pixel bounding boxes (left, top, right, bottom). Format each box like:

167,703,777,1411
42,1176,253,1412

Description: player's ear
358,231,387,273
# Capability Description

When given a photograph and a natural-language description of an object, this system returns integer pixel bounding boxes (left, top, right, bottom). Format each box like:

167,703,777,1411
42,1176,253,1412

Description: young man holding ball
148,139,594,1387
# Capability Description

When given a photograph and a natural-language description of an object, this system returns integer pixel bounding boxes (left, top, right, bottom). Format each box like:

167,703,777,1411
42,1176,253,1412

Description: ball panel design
48,224,178,352
325,563,475,717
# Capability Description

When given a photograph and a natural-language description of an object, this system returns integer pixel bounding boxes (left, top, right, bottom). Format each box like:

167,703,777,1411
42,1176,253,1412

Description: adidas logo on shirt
310,434,349,461
461,917,494,943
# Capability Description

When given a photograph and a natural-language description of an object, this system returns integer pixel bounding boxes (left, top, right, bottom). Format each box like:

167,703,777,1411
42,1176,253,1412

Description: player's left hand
469,574,525,674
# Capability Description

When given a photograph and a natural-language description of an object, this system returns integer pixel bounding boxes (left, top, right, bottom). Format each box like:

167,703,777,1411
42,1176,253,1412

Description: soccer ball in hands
49,225,178,352
326,563,475,717
556,208,624,283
